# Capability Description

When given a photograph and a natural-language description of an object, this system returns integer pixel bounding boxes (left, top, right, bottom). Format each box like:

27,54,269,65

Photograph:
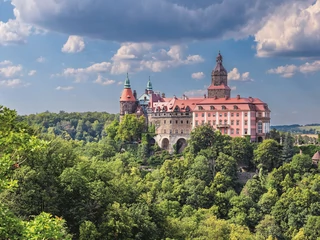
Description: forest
1,106,320,240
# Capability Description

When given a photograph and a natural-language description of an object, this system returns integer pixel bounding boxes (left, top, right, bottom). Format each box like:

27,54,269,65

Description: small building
312,151,320,165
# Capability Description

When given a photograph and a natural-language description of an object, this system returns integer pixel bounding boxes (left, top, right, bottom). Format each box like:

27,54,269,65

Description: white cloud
56,86,74,91
230,86,237,91
267,60,320,77
255,1,320,57
28,70,37,76
0,18,32,45
94,75,116,85
118,81,123,85
191,72,205,80
228,68,253,81
0,60,12,66
267,64,298,78
56,43,203,82
36,56,45,63
0,79,28,88
0,63,23,78
62,35,85,53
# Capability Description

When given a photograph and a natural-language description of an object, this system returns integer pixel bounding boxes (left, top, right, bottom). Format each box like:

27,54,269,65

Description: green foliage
1,105,319,239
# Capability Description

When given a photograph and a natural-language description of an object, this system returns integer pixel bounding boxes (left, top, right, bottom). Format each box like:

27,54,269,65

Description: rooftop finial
124,72,131,89
216,51,223,63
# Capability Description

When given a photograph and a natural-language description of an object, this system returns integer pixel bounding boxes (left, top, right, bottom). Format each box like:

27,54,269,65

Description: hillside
272,123,320,134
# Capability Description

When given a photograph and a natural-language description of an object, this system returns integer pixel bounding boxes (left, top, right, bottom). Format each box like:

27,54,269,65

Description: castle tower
207,51,231,98
146,76,153,94
120,73,137,121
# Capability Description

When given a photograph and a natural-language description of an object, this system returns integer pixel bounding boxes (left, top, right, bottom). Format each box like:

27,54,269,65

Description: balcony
216,124,230,128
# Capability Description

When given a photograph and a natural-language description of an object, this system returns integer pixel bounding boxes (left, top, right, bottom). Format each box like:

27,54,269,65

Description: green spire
124,72,131,89
147,76,153,91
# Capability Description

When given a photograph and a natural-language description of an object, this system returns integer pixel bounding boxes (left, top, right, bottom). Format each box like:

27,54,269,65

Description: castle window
176,120,178,124
245,120,248,125
224,120,227,124
174,106,180,112
186,106,190,112
231,129,234,134
181,129,184,134
233,105,238,110
213,120,216,125
202,113,205,117
258,122,263,133
222,105,226,110
170,120,172,124
213,113,216,117
170,130,172,134
195,113,198,117
175,129,178,134
208,120,211,125
219,120,222,124
210,106,215,110
231,120,234,125
181,120,183,124
163,129,166,134
236,113,239,117
208,113,211,117
202,120,205,125
258,112,262,117
187,120,189,124
236,120,240,125
244,129,248,135
198,106,203,110
224,113,227,117
164,120,166,124
236,129,240,134
195,121,198,126
219,114,222,117
244,113,248,117
231,113,234,117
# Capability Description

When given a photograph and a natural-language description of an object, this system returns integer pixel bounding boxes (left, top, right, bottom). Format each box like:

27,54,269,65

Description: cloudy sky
0,0,319,125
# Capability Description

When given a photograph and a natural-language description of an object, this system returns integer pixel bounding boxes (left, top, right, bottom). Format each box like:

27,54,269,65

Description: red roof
312,151,320,160
120,88,136,102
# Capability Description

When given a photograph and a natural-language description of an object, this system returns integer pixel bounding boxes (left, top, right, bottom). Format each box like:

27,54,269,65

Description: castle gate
154,134,190,154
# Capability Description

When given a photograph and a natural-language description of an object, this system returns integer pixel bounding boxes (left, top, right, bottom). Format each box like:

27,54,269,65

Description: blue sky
0,0,319,125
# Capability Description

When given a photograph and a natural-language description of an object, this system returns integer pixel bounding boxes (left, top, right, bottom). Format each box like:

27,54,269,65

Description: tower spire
147,76,153,91
124,72,131,89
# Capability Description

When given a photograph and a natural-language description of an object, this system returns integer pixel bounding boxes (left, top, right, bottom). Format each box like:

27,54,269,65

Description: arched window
185,106,190,112
174,106,180,112
198,106,203,110
233,105,238,110
222,105,226,110
210,106,215,110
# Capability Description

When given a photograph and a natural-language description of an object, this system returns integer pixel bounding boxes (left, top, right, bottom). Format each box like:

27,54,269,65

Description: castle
120,52,271,153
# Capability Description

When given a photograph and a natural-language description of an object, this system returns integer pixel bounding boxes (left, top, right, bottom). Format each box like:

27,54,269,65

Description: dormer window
222,105,226,110
233,105,238,110
210,106,215,110
174,106,180,112
198,106,203,110
185,106,190,112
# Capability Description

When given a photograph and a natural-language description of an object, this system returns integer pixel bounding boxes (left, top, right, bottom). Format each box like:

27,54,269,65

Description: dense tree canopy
0,108,319,239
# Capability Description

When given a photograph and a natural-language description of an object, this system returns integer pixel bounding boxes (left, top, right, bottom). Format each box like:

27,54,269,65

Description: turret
119,73,137,121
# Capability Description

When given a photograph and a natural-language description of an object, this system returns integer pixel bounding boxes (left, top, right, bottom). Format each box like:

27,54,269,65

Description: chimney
133,90,137,99
183,94,186,100
162,93,165,98
237,94,240,99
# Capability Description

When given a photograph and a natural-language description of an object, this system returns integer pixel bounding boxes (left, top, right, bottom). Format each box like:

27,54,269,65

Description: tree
116,114,146,142
281,132,295,163
188,124,216,154
254,139,281,171
231,137,253,167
